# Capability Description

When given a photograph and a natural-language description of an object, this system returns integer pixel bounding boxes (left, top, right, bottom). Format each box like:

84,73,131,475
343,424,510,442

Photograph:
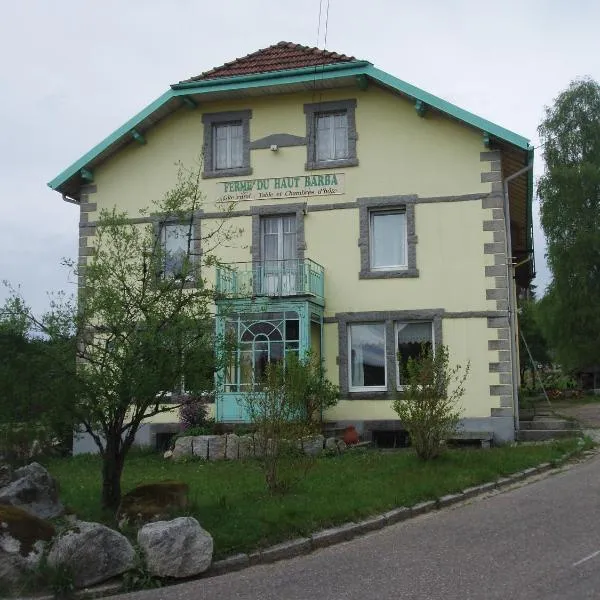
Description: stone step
520,419,579,431
517,429,582,442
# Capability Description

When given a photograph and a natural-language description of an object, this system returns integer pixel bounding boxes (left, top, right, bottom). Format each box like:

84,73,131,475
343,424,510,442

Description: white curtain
371,212,406,269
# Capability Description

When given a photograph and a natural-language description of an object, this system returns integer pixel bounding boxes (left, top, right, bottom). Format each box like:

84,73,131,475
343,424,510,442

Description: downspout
502,162,534,435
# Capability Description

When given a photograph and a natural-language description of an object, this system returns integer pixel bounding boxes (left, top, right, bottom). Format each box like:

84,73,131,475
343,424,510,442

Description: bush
392,344,469,460
178,394,210,431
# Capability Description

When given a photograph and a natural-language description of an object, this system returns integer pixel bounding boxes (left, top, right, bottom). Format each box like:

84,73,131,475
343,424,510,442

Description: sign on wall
216,173,345,203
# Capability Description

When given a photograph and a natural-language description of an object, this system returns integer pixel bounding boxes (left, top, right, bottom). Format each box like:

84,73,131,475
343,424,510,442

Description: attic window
304,99,358,170
202,110,252,178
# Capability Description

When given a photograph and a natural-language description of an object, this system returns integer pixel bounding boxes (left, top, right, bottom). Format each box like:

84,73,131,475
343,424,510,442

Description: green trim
182,96,197,109
483,132,491,148
415,100,427,117
356,74,369,91
49,61,531,194
364,66,531,150
80,168,94,182
48,90,174,191
131,129,146,145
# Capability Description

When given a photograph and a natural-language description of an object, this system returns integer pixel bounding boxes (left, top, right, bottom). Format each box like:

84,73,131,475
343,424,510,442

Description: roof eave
49,62,531,196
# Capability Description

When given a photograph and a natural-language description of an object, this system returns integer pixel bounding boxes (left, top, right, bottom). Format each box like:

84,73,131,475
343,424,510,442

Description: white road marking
573,550,600,567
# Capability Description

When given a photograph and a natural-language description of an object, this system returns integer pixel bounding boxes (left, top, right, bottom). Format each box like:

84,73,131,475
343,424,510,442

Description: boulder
225,434,239,460
0,465,11,488
137,517,213,578
0,505,54,588
0,462,64,519
171,436,192,460
208,435,226,461
238,434,254,459
301,435,324,456
191,435,211,459
48,521,135,588
163,450,173,459
337,440,347,453
325,437,338,451
117,481,189,525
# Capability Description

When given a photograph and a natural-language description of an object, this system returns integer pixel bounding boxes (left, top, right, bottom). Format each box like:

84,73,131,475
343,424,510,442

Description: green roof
48,60,531,194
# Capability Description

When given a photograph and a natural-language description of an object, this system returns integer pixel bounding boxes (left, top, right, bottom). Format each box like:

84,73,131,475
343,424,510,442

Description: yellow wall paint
85,82,506,424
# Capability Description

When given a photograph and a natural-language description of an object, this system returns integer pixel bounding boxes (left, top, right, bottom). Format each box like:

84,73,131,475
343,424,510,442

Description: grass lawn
45,439,585,559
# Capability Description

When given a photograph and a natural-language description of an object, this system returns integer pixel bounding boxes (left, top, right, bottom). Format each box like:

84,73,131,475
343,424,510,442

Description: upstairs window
214,121,243,170
202,110,252,178
370,210,407,270
304,99,358,170
315,112,349,162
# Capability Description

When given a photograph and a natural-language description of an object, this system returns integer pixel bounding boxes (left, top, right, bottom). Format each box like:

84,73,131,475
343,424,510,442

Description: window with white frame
213,121,243,170
396,321,433,388
160,223,190,279
348,323,386,391
370,210,407,270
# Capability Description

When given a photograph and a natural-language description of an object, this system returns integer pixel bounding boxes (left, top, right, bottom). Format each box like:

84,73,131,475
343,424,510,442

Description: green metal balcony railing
216,259,325,302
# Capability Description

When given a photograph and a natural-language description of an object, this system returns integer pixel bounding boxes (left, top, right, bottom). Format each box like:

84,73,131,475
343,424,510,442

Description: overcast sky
1,0,599,314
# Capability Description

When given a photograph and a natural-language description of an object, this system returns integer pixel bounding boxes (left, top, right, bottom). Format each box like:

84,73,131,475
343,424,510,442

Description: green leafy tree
6,163,239,510
537,78,600,372
392,345,469,460
518,296,551,384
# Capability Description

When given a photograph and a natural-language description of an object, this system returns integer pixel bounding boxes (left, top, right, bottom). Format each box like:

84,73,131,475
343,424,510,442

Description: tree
242,353,339,493
0,295,77,461
518,296,551,384
392,345,469,460
7,163,239,510
537,79,600,372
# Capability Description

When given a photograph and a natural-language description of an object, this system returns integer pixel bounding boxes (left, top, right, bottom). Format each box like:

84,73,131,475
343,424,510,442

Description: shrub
178,394,210,431
392,344,469,460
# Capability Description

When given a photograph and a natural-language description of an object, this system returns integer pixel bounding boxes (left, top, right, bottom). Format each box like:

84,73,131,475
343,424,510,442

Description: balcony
216,258,325,304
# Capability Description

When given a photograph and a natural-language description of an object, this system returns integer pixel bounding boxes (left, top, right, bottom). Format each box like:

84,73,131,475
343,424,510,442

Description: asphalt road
119,454,600,600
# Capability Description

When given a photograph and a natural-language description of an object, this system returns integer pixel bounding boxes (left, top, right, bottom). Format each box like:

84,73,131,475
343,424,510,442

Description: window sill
359,268,419,279
202,166,252,179
305,158,358,170
345,390,397,400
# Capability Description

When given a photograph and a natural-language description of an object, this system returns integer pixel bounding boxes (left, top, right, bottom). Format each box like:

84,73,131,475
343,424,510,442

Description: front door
260,215,297,295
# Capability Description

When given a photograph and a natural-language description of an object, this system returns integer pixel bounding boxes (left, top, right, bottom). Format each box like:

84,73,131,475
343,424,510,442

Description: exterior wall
76,83,515,443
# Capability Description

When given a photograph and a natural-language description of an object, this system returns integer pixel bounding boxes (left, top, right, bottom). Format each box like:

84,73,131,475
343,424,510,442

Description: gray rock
238,435,254,459
171,436,192,459
208,436,226,461
0,535,45,588
138,516,213,578
0,462,63,519
225,434,239,460
325,437,338,451
48,521,135,588
191,436,213,459
0,465,12,488
301,434,324,456
163,449,173,459
337,440,347,453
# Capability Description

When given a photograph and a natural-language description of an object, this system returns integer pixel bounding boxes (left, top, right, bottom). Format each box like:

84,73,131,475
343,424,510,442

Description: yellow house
49,42,534,449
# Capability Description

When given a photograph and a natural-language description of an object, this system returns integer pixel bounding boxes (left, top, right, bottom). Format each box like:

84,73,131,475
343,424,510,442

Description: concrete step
520,419,579,431
517,429,582,442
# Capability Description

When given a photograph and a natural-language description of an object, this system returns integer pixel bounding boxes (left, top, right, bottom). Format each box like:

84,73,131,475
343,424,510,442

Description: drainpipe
502,162,534,436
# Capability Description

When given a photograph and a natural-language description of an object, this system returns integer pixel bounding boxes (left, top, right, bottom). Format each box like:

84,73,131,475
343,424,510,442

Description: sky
1,0,599,314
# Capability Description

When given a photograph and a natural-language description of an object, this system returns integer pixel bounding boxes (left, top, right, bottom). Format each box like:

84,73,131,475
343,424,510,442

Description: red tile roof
179,41,358,83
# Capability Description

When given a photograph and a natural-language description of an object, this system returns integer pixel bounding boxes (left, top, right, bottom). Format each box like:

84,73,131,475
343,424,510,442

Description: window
316,112,348,162
213,122,243,170
370,210,407,270
160,223,190,279
358,196,418,279
348,323,386,391
202,110,251,178
260,215,298,296
304,99,358,170
396,321,433,388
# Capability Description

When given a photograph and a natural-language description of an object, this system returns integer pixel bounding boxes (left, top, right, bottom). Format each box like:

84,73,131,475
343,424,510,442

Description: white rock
225,434,239,460
0,462,63,519
137,516,213,578
301,435,324,456
48,521,135,588
208,436,226,461
163,450,173,459
171,437,192,459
